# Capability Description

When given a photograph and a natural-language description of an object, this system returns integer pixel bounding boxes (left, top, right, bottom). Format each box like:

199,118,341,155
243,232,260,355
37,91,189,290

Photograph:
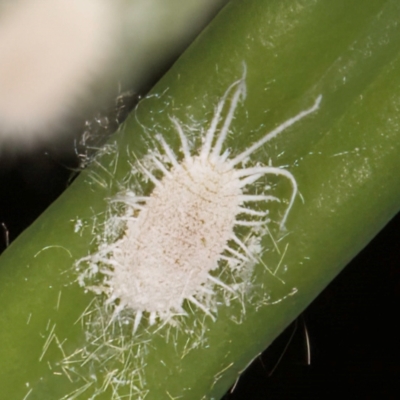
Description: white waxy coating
79,75,321,330
109,158,242,313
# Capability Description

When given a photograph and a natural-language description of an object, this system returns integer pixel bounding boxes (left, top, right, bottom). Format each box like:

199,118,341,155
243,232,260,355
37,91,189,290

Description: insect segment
81,77,321,333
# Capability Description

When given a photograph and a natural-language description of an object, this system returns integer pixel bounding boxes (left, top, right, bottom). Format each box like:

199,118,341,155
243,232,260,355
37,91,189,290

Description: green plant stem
1,0,400,399
119,0,230,91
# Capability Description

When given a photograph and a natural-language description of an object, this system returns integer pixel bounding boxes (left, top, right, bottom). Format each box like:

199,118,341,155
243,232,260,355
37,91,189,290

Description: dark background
0,145,398,399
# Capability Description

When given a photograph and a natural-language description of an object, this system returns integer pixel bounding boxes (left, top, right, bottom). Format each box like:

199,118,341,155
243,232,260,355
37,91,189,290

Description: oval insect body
79,74,321,332
109,158,242,316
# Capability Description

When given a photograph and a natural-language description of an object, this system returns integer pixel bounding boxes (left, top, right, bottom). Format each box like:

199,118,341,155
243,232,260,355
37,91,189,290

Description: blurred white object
0,0,120,143
0,0,228,149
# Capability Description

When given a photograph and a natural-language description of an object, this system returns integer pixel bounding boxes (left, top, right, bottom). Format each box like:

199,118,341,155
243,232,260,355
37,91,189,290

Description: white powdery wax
80,75,322,332
111,155,242,314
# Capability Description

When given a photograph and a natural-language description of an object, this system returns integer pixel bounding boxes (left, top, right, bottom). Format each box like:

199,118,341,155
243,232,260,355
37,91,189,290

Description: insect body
81,77,321,332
